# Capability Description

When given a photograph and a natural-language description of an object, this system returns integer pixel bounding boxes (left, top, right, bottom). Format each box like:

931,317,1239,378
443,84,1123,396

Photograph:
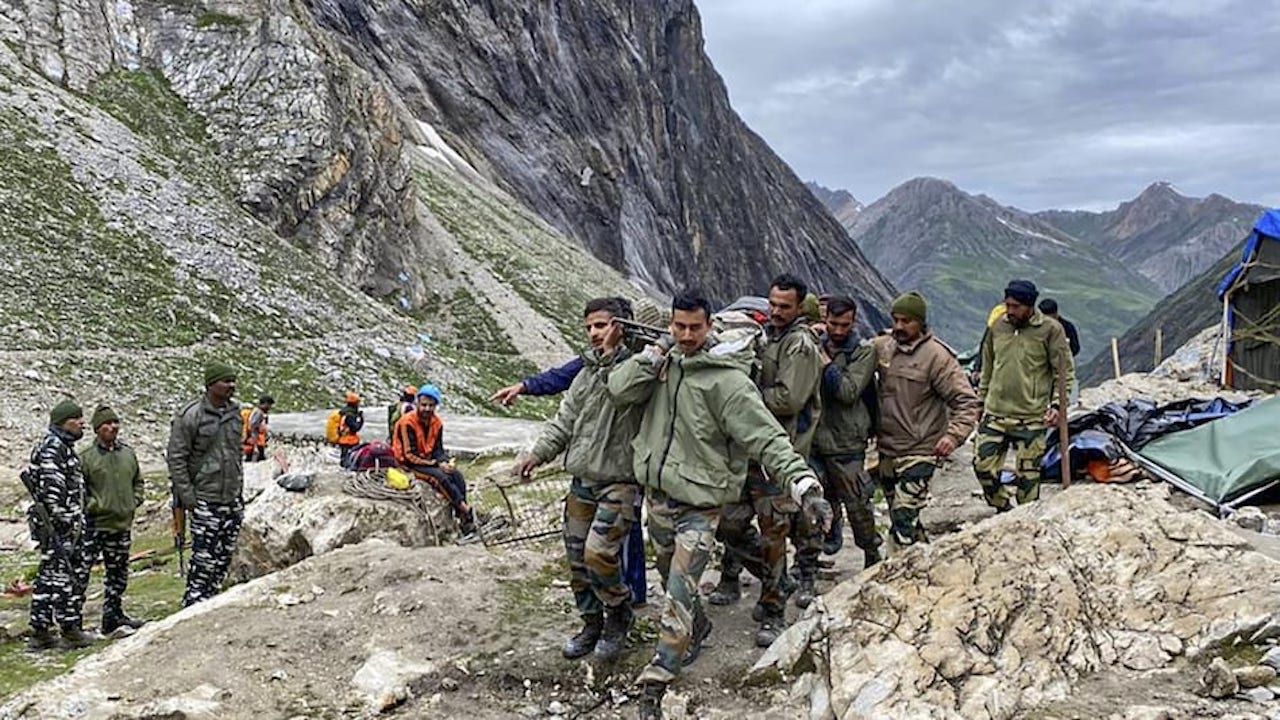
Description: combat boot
25,626,59,651
863,547,882,569
103,613,147,634
822,515,844,556
593,605,633,662
562,614,603,659
637,682,666,720
794,575,817,609
755,610,786,648
681,609,713,667
707,576,740,606
58,626,96,650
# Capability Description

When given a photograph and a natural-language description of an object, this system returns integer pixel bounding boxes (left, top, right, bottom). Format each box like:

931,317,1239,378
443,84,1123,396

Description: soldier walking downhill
167,361,246,607
25,400,95,651
77,405,147,634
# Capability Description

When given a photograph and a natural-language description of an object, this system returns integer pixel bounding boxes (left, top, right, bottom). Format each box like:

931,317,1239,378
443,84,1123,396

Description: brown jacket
873,332,980,459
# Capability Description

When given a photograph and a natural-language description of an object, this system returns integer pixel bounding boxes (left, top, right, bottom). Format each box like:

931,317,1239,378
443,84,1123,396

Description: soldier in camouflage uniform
517,297,643,662
77,405,147,634
974,281,1074,511
25,400,95,651
873,292,980,547
167,361,245,607
811,296,882,567
608,290,831,720
710,274,823,645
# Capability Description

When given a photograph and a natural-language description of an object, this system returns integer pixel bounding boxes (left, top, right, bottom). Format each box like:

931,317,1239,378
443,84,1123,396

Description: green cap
891,291,928,323
91,405,120,430
204,361,237,387
50,400,83,426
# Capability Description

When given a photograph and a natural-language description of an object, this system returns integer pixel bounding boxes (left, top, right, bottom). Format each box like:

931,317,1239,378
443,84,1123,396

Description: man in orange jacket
392,385,475,534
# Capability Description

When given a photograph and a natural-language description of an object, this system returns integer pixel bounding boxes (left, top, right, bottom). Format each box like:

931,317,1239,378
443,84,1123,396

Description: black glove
801,490,833,533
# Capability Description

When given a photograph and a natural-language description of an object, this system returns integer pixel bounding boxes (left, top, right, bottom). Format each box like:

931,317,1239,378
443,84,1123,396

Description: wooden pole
1057,357,1072,489
1111,337,1121,380
1154,328,1164,367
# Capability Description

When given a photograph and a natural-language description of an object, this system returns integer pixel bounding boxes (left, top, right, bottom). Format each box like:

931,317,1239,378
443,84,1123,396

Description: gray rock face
806,484,1280,719
1204,658,1239,699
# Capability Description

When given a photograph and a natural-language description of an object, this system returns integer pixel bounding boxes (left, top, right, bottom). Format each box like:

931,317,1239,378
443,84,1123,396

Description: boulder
815,484,1280,719
230,468,453,581
1233,664,1277,689
1203,658,1239,698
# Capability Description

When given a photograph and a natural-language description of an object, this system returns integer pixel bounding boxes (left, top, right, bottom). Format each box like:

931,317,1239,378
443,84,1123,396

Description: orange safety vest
242,408,268,452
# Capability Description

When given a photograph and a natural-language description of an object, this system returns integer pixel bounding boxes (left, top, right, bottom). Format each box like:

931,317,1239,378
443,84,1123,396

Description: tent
1217,210,1280,391
1134,396,1280,510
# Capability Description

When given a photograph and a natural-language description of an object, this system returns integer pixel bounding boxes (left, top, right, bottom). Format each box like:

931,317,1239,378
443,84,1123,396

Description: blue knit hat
417,384,443,405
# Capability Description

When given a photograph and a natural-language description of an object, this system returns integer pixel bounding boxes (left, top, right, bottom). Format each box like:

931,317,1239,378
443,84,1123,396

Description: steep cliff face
301,0,896,325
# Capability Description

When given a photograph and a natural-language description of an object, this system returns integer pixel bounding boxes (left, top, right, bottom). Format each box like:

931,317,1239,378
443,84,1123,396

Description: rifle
613,317,668,345
18,467,78,574
172,502,187,576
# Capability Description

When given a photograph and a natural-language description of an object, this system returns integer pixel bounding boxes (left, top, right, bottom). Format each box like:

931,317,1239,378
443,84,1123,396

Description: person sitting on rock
392,385,476,534
516,297,643,663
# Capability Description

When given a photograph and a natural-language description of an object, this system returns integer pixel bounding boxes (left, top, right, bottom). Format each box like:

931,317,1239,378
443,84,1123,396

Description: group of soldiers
22,361,252,650
503,275,1074,718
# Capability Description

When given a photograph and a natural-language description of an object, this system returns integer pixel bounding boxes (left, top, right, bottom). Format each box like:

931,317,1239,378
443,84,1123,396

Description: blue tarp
1217,208,1280,299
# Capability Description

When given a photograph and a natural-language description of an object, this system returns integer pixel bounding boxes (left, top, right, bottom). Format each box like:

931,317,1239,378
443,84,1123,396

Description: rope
341,469,444,546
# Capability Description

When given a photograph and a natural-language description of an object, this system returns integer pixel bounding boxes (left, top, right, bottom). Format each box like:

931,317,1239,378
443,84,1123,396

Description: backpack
241,408,254,442
344,441,396,471
325,411,342,444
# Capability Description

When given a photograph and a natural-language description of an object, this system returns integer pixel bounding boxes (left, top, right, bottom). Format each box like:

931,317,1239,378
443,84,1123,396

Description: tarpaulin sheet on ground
1135,396,1280,509
1042,397,1251,481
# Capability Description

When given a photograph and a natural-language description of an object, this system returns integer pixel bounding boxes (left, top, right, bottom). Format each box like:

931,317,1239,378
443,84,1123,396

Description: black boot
794,575,817,609
26,625,58,651
103,613,147,634
822,515,844,556
637,682,666,720
681,609,713,667
562,614,603,659
707,576,740,606
593,605,634,662
58,626,96,650
863,547,882,569
755,610,786,648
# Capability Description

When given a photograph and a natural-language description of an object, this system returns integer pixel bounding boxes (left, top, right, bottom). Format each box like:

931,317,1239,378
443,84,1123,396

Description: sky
694,0,1280,211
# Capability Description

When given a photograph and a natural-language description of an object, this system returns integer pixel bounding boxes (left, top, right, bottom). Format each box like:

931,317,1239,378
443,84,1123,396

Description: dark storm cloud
694,0,1280,210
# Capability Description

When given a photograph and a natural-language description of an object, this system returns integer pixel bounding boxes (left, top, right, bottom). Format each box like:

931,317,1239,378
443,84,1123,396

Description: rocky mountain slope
1037,182,1264,293
806,181,863,228
842,177,1162,358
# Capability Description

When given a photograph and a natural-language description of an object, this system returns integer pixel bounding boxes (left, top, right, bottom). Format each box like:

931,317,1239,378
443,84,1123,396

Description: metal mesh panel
470,473,567,550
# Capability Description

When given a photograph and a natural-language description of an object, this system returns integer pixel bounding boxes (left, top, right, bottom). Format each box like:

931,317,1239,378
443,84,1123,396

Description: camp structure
1217,209,1280,391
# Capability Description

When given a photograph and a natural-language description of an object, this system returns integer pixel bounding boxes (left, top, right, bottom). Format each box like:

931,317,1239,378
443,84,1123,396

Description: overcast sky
695,0,1280,211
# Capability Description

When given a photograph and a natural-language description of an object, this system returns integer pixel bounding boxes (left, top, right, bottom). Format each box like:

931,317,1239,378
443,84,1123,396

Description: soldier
874,292,981,547
167,361,245,606
608,289,830,719
517,297,642,662
77,405,147,634
812,296,882,566
25,400,94,651
711,273,823,644
974,281,1074,511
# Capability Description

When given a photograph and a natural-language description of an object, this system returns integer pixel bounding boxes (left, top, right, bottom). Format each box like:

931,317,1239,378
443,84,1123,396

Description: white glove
791,475,821,505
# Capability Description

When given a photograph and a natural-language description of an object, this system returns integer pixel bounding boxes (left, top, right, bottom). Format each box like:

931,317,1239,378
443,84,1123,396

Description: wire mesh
470,473,567,550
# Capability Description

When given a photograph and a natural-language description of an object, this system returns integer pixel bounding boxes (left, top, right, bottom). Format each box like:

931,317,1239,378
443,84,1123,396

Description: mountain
843,178,1163,359
807,182,863,229
1037,182,1264,293
1077,242,1244,387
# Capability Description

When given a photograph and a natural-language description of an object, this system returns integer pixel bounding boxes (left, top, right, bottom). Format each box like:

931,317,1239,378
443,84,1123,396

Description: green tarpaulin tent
1137,396,1280,509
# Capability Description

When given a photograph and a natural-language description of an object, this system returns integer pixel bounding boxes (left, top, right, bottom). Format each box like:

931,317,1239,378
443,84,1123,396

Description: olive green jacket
759,319,824,456
530,347,642,485
80,440,144,532
166,396,244,507
608,336,817,508
980,311,1076,421
814,337,877,456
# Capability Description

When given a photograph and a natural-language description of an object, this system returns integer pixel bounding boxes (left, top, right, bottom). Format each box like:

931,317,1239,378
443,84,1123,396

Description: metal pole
1154,328,1163,367
1111,337,1121,380
1057,356,1072,488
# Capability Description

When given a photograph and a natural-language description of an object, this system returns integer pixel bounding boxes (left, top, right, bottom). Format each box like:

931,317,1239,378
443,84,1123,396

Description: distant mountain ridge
826,177,1161,360
1035,182,1265,293
806,182,863,227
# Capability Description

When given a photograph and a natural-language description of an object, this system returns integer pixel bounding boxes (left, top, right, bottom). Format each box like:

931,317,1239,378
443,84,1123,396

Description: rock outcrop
761,483,1280,719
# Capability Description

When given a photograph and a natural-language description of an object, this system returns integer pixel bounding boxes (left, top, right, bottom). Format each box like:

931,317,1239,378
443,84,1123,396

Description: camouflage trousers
812,453,881,556
183,498,244,607
715,466,794,615
973,415,1048,510
30,534,86,631
639,490,719,685
562,478,638,617
75,526,132,621
878,455,939,545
